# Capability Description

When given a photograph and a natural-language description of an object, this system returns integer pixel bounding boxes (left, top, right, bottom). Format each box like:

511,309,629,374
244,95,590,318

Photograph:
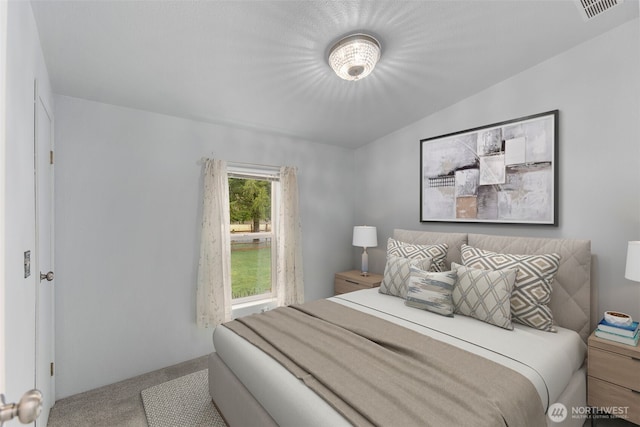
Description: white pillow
379,255,432,298
451,262,516,330
460,244,561,332
405,267,456,317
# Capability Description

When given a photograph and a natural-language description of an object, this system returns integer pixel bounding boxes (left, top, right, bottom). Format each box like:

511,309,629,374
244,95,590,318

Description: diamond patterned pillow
460,244,561,332
451,262,516,330
387,238,448,272
379,256,432,298
405,267,456,317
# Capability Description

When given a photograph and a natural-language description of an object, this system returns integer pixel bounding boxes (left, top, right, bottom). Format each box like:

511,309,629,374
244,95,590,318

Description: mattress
213,288,586,427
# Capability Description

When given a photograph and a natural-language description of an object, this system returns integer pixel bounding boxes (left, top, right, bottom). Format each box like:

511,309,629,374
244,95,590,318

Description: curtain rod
197,158,298,175
198,157,280,169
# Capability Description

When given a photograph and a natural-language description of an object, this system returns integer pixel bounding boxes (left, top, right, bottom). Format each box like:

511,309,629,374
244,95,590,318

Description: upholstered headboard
393,229,592,343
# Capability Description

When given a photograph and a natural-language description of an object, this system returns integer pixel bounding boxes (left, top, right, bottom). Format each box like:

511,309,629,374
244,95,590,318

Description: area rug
141,369,226,427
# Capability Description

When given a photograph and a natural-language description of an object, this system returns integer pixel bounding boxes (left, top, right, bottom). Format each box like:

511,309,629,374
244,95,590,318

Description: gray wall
354,19,640,323
54,96,355,398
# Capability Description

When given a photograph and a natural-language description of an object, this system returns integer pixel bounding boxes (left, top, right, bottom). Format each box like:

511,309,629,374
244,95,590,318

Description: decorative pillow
405,267,456,317
451,262,516,330
460,244,561,332
379,256,432,298
386,238,448,272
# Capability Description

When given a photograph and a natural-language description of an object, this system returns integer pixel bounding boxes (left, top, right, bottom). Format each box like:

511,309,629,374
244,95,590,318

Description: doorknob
40,271,54,282
0,389,43,426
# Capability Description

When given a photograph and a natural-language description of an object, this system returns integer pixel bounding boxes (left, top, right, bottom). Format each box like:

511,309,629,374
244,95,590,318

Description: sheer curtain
196,159,232,328
276,166,305,306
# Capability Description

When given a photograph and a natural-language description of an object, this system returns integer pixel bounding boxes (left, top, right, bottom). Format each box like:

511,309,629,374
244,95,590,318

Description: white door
34,85,54,426
2,4,44,426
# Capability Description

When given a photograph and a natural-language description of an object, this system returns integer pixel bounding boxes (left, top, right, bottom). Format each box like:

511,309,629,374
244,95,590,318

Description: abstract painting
420,110,558,225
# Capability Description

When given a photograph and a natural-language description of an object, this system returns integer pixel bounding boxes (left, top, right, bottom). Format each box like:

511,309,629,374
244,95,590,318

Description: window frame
227,166,279,306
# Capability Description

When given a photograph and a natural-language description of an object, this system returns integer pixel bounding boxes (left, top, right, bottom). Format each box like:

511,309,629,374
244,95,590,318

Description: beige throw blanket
224,300,545,427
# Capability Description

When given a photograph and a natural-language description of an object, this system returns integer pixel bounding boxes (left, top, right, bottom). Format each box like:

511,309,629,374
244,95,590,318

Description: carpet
141,369,227,427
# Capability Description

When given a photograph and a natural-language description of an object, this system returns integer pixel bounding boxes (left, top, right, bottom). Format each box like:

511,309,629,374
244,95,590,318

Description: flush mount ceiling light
328,33,381,81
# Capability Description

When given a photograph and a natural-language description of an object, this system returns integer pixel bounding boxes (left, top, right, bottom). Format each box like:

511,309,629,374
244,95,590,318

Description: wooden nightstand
587,331,640,425
334,270,383,295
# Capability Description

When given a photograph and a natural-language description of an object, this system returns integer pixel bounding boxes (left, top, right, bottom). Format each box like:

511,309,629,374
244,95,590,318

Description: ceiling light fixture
328,33,381,81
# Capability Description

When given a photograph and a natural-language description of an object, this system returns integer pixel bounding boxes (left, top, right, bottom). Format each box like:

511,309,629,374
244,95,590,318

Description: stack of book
595,318,639,346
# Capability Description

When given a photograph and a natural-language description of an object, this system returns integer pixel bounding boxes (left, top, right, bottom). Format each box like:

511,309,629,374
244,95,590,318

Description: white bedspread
213,289,586,427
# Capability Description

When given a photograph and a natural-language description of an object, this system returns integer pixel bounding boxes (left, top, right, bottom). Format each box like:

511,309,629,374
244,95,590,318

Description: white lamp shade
352,226,377,248
625,241,640,282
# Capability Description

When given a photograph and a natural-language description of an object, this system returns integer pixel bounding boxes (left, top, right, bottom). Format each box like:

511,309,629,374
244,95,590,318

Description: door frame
34,79,55,422
0,0,9,395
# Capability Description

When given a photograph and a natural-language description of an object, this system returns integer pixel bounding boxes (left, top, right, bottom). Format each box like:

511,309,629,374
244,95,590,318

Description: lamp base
361,248,369,276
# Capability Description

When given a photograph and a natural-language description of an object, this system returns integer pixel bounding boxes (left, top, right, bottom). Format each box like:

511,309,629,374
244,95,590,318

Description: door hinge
50,362,54,376
49,151,54,165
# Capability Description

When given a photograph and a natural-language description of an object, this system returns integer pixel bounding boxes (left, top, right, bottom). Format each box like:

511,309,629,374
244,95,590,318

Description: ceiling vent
575,0,624,21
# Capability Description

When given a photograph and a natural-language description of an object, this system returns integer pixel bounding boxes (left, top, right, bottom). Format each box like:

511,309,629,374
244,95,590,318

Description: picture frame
420,110,558,225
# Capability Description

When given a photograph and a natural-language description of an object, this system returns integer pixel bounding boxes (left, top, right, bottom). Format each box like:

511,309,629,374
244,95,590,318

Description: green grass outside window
231,242,272,299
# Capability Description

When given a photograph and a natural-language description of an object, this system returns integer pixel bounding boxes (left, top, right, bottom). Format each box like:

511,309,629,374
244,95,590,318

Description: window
196,159,302,327
228,168,279,304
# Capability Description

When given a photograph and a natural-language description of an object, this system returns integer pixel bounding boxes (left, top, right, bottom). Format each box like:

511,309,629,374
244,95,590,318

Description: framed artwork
420,110,558,225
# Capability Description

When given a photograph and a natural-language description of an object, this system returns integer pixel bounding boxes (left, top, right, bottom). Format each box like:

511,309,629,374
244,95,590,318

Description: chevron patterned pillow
451,262,516,330
460,244,561,332
386,238,448,272
379,255,432,298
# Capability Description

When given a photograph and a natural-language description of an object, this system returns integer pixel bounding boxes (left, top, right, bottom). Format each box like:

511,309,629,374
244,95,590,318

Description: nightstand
587,331,640,425
334,270,383,295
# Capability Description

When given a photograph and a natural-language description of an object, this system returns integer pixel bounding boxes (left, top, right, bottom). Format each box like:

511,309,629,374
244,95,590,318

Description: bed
208,229,592,427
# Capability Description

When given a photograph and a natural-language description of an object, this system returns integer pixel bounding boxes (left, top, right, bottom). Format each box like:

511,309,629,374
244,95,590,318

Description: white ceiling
30,0,638,148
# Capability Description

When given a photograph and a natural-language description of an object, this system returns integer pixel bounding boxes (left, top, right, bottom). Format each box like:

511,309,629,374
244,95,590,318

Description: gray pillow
405,267,456,317
460,244,561,332
386,238,448,272
451,262,517,330
379,255,432,298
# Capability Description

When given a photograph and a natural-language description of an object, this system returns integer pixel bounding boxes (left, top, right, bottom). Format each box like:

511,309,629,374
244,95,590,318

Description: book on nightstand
596,318,639,337
594,328,639,346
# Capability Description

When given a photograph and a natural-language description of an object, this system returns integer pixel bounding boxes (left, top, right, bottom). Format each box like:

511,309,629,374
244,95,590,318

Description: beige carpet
48,356,209,427
142,369,226,427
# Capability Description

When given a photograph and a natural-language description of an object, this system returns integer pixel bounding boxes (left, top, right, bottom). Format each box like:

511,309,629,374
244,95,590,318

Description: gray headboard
393,229,592,343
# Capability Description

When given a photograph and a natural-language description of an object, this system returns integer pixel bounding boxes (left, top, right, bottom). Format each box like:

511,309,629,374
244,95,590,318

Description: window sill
232,297,277,319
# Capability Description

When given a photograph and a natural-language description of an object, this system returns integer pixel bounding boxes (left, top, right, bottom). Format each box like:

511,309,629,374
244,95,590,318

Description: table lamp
625,241,640,282
353,226,377,276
